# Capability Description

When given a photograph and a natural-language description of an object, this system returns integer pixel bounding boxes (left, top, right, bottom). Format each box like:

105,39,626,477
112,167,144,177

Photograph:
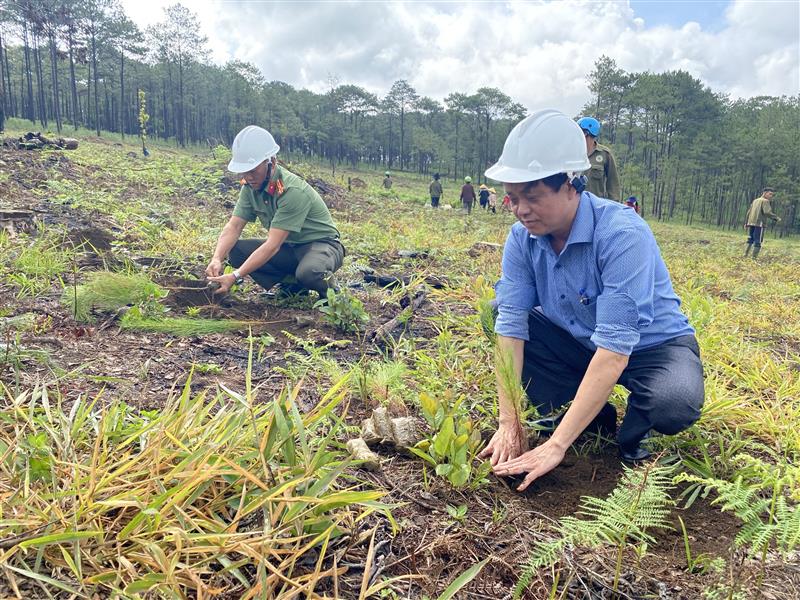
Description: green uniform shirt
232,165,340,245
745,196,779,227
585,143,621,202
429,180,443,197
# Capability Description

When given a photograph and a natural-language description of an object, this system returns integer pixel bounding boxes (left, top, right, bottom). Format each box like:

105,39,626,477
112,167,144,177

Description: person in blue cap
577,116,621,202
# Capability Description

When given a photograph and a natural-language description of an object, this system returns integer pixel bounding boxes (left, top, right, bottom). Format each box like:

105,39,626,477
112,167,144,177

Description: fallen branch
367,291,427,342
363,272,448,289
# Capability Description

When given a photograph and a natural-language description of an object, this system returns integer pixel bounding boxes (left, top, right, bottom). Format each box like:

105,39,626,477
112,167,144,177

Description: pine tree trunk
33,35,47,127
91,29,99,136
120,52,125,138
453,117,459,181
68,29,80,129
22,22,34,122
399,106,404,170
2,30,15,117
178,53,185,146
0,31,5,131
48,31,62,132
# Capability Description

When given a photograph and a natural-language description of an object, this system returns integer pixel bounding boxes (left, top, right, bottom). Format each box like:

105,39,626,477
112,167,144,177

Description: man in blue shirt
479,109,703,491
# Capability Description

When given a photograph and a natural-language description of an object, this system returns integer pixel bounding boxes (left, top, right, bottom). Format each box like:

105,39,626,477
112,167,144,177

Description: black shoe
266,283,309,299
533,403,617,438
619,433,652,463
531,413,564,435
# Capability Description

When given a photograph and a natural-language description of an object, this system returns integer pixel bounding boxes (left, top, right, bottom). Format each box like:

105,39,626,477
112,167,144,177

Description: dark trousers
229,238,345,296
431,196,440,208
746,226,764,247
462,199,473,214
522,311,704,449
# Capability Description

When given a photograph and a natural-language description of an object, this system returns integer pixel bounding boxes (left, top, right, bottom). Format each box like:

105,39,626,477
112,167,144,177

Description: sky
119,0,800,115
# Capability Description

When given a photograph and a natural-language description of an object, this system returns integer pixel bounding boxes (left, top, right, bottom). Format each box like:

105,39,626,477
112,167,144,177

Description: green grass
2,231,74,298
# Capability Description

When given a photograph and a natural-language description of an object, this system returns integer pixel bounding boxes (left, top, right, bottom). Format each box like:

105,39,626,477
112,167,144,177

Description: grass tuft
0,366,390,597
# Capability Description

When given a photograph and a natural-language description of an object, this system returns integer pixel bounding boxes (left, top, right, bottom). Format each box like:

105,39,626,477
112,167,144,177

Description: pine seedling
472,275,497,343
494,344,531,454
64,271,166,322
120,307,251,336
138,89,149,156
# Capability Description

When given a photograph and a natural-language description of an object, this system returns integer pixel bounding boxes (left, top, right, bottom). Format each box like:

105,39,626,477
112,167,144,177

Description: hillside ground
1,130,798,599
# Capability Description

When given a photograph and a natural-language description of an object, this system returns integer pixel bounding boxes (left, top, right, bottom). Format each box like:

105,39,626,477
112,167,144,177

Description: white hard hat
227,125,280,173
485,109,590,183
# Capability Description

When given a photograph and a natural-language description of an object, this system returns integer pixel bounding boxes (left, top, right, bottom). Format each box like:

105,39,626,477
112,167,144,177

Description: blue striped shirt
494,192,694,356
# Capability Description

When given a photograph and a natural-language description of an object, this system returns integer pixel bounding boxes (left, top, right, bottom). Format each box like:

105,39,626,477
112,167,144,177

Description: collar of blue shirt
531,193,596,251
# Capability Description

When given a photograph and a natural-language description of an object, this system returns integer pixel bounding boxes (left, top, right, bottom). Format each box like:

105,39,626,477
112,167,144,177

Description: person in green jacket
429,173,443,208
577,117,621,202
206,126,345,298
744,187,781,259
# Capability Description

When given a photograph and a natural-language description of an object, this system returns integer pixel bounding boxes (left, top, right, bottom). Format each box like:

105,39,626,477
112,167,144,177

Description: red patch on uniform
267,180,285,197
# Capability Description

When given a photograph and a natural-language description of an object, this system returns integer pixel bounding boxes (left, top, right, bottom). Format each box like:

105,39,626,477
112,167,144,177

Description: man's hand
478,420,527,467
205,258,223,278
207,273,236,294
492,439,567,492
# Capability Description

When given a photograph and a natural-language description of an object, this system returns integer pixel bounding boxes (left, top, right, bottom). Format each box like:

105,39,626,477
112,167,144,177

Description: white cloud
120,0,800,114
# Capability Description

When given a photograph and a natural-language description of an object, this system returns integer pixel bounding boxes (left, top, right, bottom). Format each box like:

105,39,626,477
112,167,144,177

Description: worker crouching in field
206,126,345,298
479,109,704,491
744,187,781,259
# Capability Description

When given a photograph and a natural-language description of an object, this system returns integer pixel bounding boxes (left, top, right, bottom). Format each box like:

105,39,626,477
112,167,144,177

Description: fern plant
515,463,675,598
676,463,800,565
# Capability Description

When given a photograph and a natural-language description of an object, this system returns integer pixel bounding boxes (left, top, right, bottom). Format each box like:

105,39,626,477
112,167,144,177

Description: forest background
0,0,798,235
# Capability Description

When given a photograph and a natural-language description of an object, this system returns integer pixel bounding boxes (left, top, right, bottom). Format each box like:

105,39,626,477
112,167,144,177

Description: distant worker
479,184,491,210
383,171,393,189
429,173,443,208
461,176,476,214
488,187,498,214
502,193,512,212
577,116,621,202
625,195,640,214
206,126,345,299
744,187,781,259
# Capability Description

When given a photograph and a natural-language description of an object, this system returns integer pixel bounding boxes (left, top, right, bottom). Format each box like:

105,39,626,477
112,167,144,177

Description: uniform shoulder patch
595,155,604,163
